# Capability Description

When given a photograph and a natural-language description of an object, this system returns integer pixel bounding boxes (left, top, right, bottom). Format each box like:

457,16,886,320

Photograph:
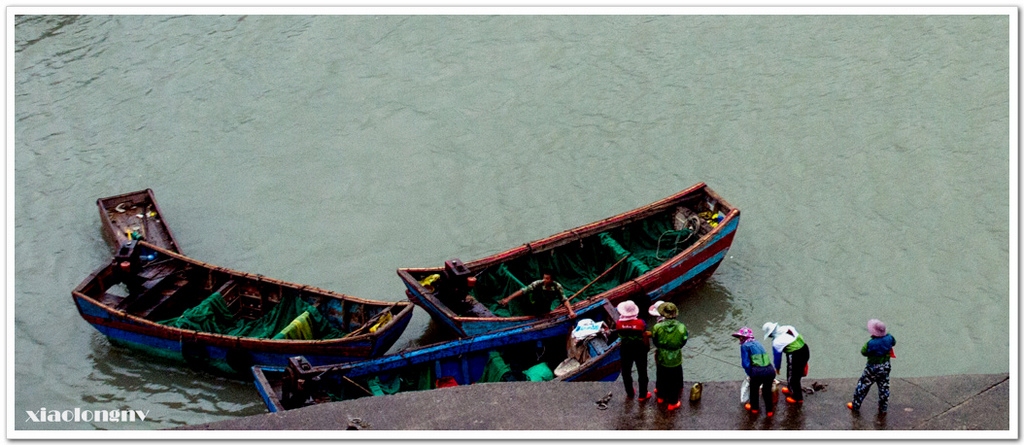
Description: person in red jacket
614,300,650,400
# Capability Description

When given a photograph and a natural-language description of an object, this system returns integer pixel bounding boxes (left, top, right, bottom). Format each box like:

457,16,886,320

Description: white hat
649,301,665,317
762,322,780,340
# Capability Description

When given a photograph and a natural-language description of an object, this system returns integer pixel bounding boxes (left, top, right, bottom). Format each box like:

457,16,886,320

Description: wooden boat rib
72,240,414,374
252,299,622,413
398,182,739,337
97,189,183,254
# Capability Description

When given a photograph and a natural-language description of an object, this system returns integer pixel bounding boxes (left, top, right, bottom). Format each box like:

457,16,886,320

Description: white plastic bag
571,319,604,340
739,377,750,403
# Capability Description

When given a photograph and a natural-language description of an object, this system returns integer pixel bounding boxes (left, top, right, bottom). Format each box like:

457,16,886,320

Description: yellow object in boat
369,311,393,333
419,274,441,291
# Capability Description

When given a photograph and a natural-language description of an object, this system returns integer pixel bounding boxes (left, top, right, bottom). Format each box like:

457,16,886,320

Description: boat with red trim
73,241,414,375
397,183,739,337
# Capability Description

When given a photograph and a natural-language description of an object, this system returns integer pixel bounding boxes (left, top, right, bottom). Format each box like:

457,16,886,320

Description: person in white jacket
763,322,810,404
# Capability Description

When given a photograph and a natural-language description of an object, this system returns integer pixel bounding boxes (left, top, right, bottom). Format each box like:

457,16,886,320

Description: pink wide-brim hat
732,327,755,340
617,300,639,321
867,319,887,337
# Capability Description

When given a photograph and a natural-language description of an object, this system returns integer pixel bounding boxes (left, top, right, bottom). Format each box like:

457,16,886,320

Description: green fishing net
471,211,696,317
158,292,346,340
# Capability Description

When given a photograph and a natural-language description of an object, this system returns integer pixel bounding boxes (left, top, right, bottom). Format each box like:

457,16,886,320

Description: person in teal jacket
848,318,896,413
733,327,776,416
651,302,687,411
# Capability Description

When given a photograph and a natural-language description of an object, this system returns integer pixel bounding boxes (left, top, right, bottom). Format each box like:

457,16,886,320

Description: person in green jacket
651,302,688,411
848,318,896,413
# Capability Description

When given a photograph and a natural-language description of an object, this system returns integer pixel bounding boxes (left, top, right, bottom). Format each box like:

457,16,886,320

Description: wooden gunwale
72,241,414,351
397,183,739,335
253,299,620,397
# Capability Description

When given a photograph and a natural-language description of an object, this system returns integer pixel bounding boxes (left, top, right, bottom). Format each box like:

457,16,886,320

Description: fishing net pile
322,348,557,402
158,292,347,340
472,211,699,317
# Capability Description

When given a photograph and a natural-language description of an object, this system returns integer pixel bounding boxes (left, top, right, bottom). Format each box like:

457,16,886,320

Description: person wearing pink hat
733,327,776,417
847,318,896,413
614,300,650,400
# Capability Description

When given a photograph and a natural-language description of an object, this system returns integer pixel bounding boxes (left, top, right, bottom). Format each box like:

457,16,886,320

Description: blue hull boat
252,300,622,412
73,241,415,375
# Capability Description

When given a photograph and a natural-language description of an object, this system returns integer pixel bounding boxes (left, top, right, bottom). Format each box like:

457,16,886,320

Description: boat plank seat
114,265,183,312
99,292,125,308
215,280,238,301
142,278,237,321
130,275,192,319
137,261,179,282
234,286,265,320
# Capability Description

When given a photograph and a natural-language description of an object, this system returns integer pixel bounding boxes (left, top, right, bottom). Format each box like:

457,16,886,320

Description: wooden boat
252,299,622,413
97,189,183,254
72,240,414,374
398,182,739,337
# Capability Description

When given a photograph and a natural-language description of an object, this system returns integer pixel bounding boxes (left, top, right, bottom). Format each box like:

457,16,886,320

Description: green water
13,14,1010,430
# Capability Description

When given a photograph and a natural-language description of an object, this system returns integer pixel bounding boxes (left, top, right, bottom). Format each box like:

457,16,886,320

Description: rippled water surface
13,14,1010,430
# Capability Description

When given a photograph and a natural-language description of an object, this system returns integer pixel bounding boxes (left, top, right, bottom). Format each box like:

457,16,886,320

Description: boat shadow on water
82,335,268,426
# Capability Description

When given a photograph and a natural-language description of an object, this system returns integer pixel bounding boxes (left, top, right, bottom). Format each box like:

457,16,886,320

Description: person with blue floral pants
848,318,896,413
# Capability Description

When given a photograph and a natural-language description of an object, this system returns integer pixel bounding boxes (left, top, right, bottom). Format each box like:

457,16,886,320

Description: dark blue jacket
862,334,896,365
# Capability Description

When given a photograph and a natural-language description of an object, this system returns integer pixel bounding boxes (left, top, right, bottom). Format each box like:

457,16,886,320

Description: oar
341,375,374,396
563,253,633,318
306,368,373,397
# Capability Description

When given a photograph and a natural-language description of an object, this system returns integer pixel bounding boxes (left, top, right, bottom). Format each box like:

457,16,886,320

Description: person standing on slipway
733,327,776,417
848,318,896,413
651,302,687,411
614,300,651,401
763,321,810,405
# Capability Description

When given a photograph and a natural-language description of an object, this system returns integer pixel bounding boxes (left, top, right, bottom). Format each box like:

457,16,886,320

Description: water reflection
82,336,265,429
778,403,806,430
643,277,746,382
403,317,462,349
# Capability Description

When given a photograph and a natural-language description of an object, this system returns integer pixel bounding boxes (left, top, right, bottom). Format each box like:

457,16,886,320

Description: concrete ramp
179,373,1009,434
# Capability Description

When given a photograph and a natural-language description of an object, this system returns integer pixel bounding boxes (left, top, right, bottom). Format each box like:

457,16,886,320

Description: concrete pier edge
177,373,1012,437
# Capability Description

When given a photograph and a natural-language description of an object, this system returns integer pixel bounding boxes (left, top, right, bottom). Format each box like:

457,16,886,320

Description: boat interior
268,305,620,409
77,244,392,340
414,193,727,318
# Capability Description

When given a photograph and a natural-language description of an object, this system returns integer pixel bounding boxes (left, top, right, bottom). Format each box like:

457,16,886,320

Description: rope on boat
655,215,700,260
